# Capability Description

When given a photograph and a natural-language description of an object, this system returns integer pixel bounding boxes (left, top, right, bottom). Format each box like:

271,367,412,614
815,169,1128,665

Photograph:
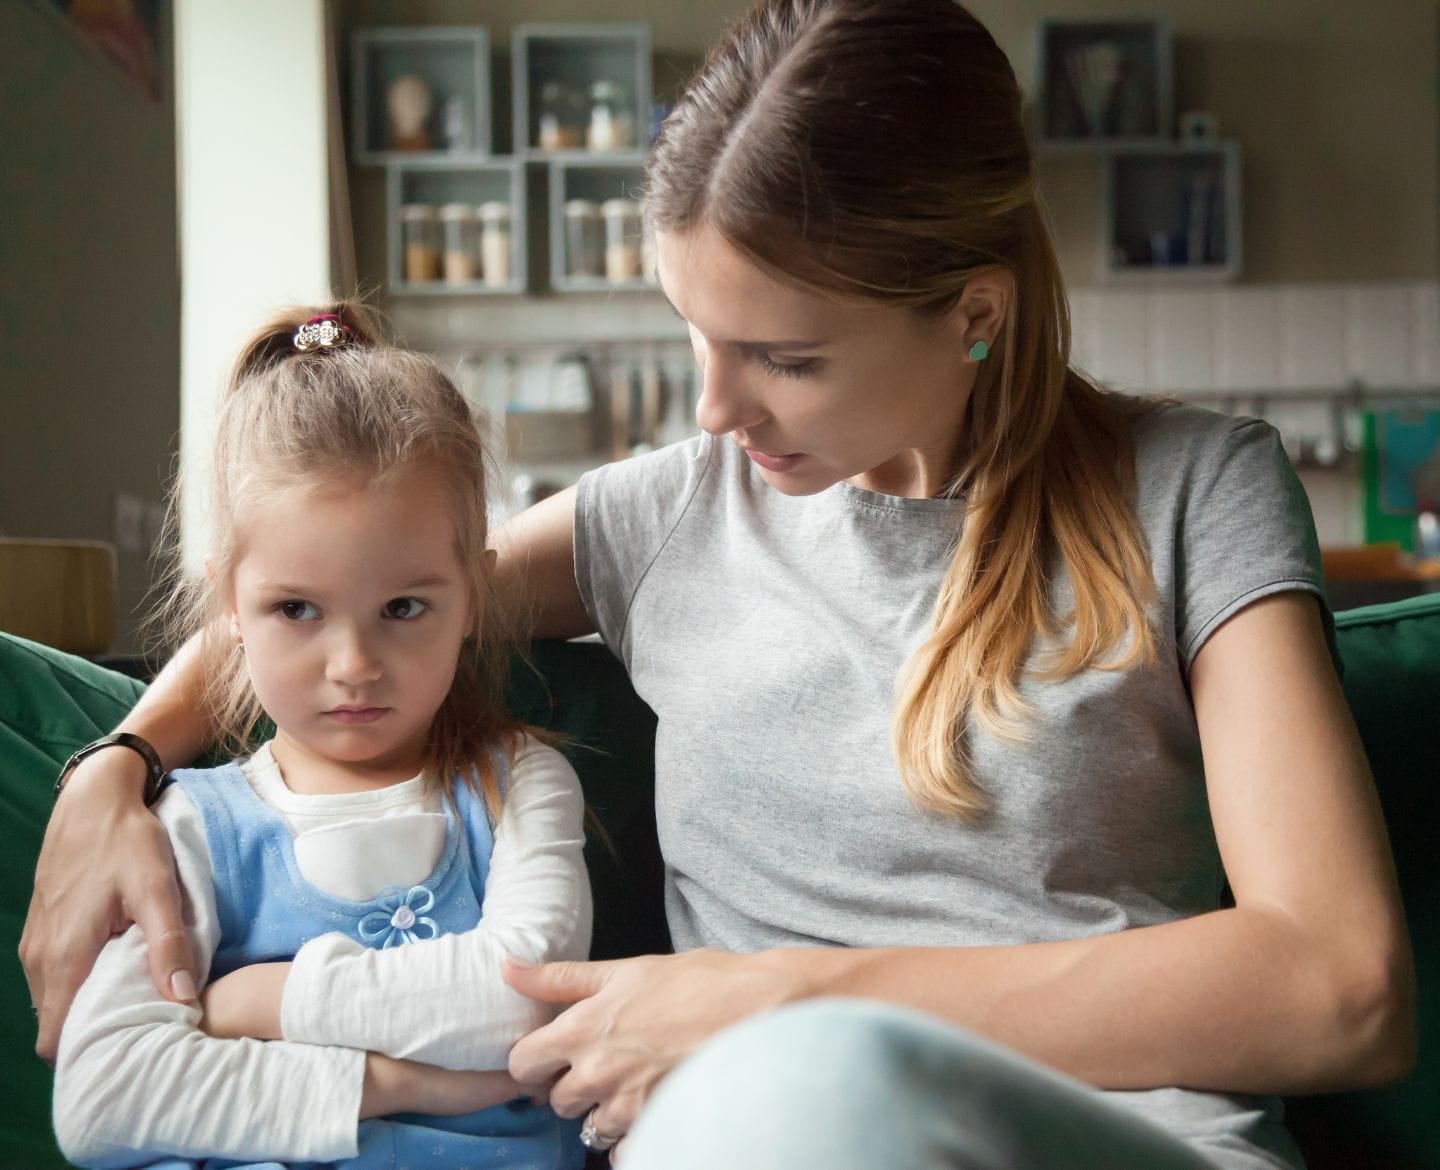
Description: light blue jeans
621,998,1234,1170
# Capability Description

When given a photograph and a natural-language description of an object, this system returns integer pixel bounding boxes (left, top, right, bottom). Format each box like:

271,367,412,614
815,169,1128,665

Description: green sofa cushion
1286,595,1440,1170
0,635,146,1169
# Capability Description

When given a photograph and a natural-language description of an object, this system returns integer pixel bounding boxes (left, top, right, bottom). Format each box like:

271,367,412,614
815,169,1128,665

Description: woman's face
656,223,996,499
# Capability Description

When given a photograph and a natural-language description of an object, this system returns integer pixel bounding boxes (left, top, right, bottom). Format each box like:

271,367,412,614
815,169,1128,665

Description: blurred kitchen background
2,0,1438,655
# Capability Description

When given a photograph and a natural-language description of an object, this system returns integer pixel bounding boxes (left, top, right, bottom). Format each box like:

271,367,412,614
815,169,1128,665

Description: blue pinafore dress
133,760,584,1170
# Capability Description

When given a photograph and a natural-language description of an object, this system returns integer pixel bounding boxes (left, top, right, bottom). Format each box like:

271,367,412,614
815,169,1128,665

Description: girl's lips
324,707,388,725
743,448,805,473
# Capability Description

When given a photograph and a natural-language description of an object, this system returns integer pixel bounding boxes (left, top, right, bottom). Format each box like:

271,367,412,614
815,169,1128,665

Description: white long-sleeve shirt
53,737,591,1168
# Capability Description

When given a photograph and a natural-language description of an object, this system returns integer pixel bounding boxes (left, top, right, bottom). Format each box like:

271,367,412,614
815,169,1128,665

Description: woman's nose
693,347,764,438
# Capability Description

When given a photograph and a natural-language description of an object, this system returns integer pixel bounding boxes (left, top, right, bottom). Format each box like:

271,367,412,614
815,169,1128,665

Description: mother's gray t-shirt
574,400,1328,1169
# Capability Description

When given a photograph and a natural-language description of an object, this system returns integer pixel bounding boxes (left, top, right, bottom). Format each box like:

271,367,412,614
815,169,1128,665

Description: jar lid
439,202,476,221
478,201,511,220
564,199,601,217
399,203,438,221
600,198,642,217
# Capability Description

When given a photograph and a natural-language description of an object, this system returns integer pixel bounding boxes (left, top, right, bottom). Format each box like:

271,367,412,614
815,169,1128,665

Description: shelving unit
386,160,524,295
512,24,652,159
1032,15,1242,283
351,27,493,163
1104,142,1241,282
548,155,653,293
1035,17,1171,150
351,22,661,297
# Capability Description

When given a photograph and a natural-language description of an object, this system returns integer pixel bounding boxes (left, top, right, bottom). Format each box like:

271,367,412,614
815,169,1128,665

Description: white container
478,201,512,287
601,199,643,283
439,203,478,285
564,199,604,278
586,80,634,152
399,203,440,283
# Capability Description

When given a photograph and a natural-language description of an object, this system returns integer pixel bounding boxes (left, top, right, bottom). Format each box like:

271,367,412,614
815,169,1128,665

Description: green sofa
2,595,1437,1168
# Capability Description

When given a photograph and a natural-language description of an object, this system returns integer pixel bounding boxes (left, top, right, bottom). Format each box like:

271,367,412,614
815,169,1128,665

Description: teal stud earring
967,339,989,362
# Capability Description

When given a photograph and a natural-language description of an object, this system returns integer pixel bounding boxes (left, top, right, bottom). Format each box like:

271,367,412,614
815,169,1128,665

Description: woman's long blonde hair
646,0,1159,819
156,300,523,815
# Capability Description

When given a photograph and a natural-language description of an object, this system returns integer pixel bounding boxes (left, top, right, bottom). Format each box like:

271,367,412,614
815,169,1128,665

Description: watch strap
54,732,168,807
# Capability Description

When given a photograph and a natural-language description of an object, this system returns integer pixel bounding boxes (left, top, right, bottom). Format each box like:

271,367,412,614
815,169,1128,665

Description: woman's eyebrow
660,286,828,350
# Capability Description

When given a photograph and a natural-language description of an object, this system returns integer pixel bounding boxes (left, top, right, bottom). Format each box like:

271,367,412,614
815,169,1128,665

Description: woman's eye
384,597,428,620
758,354,818,379
278,600,319,621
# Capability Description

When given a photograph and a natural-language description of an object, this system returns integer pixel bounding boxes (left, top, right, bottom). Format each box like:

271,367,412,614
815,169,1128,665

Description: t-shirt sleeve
573,435,715,660
1172,417,1336,671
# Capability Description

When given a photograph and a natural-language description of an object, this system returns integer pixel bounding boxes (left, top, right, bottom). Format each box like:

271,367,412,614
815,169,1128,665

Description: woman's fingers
127,827,197,1005
22,756,190,1063
502,955,617,1003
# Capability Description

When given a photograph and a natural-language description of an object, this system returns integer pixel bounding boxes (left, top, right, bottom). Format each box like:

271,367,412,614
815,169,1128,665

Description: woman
25,2,1413,1168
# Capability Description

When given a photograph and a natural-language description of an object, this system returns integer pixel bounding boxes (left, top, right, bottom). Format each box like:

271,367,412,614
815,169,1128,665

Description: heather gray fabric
574,400,1326,1169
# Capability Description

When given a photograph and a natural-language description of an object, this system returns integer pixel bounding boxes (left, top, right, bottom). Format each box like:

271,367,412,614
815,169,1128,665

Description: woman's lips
742,448,804,473
324,707,388,725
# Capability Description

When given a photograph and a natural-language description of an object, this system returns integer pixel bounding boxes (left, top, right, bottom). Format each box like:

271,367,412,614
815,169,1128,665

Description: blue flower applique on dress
357,884,442,948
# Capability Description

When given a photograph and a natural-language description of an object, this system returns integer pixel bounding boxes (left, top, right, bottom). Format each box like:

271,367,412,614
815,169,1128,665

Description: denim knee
621,997,984,1170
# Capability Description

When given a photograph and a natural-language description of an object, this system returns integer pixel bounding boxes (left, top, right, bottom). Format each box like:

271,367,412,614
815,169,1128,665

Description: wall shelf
512,23,652,159
386,159,524,295
548,155,653,293
1102,142,1242,283
1035,17,1172,148
352,27,492,164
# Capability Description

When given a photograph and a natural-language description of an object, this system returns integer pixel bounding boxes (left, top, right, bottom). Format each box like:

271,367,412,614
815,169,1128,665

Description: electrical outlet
113,494,145,554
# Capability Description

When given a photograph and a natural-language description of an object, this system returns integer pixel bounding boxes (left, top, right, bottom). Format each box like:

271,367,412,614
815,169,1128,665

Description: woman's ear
950,266,1014,359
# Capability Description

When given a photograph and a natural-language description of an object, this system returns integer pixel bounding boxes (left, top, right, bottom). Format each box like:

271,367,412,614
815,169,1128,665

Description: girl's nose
326,627,382,687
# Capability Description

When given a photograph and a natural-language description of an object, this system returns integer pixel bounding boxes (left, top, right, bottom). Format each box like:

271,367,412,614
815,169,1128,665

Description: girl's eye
384,597,428,620
278,600,319,622
757,354,818,379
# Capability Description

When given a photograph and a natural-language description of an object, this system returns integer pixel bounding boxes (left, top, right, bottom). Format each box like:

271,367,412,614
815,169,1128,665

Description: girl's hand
21,750,197,1064
503,949,796,1142
361,1052,546,1119
200,961,290,1040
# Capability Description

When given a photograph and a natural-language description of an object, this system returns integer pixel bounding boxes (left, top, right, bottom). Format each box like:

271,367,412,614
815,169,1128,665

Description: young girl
50,305,591,1169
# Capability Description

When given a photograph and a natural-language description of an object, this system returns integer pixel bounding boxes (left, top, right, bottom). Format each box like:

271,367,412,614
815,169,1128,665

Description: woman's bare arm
492,486,594,640
21,633,214,1062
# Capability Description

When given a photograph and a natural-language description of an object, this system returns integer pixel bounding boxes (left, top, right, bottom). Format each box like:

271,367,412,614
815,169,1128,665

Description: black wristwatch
54,732,168,807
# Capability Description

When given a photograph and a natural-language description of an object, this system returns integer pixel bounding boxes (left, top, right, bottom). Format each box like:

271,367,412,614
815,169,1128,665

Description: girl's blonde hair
159,300,522,816
646,0,1159,819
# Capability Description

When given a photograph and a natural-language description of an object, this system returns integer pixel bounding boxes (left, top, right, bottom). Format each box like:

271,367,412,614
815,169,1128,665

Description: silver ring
579,1107,619,1152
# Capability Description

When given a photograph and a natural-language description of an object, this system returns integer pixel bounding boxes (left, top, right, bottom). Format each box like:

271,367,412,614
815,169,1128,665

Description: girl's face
656,223,1004,499
223,472,474,787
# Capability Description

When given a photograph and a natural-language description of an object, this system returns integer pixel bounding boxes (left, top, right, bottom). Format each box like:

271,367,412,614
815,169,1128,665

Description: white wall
175,0,332,567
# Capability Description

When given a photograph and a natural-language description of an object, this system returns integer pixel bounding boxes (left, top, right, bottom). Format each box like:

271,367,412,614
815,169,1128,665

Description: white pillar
176,0,330,566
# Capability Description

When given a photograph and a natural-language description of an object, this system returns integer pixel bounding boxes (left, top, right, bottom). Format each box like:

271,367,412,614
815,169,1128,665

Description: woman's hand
201,961,289,1040
361,1052,546,1119
503,949,797,1142
20,750,197,1064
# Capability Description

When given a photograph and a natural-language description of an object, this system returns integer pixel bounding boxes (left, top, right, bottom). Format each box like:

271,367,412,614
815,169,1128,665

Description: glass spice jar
439,203,478,285
399,203,440,283
564,199,604,279
478,201,512,287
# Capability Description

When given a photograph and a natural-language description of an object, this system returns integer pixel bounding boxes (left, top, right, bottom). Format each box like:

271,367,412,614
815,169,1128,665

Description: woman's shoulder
1123,394,1274,451
1121,394,1286,493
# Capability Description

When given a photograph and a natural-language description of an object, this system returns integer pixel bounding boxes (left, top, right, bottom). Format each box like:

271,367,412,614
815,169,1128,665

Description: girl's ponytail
225,299,386,397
